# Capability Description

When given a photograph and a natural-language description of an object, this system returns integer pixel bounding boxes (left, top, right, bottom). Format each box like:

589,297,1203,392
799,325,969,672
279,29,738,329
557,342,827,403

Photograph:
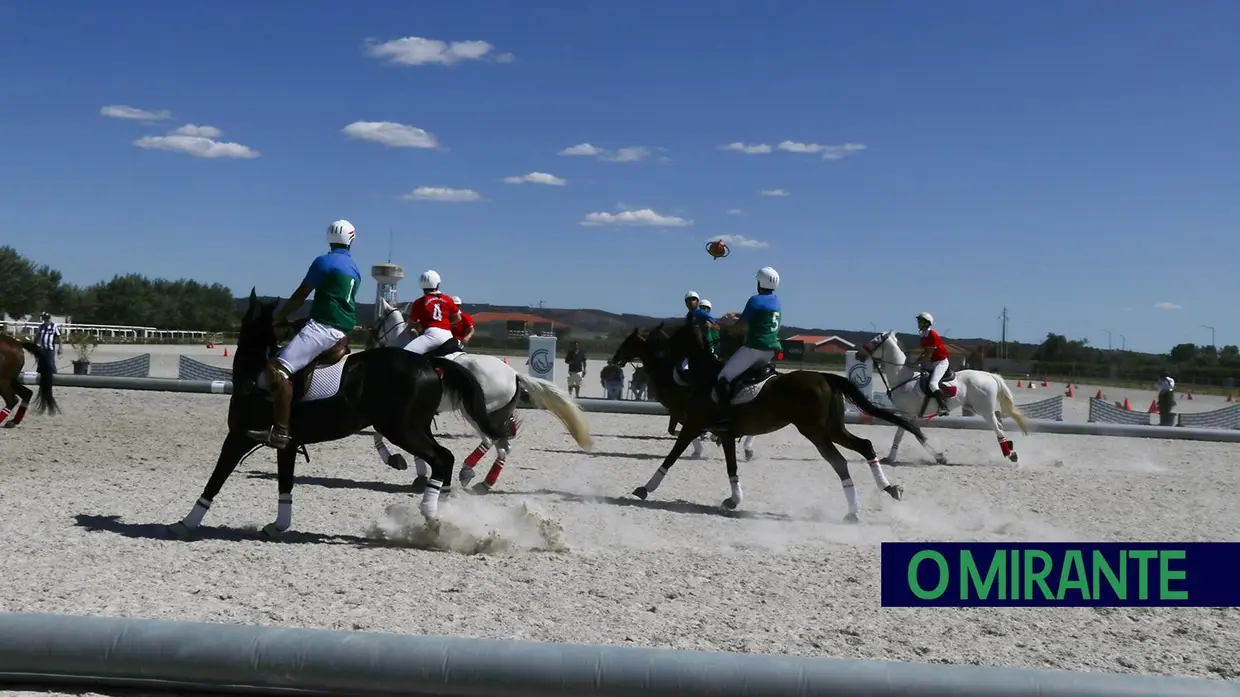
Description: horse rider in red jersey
914,311,951,417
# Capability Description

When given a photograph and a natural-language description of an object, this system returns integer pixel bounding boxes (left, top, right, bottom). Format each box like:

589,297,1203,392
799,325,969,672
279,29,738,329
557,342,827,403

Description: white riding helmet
452,296,462,305
916,312,934,325
326,220,355,247
419,270,441,291
684,291,699,301
699,299,712,311
756,266,780,291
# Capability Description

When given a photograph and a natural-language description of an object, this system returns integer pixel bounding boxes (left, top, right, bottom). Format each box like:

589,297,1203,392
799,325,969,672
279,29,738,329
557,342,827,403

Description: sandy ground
2,345,1239,688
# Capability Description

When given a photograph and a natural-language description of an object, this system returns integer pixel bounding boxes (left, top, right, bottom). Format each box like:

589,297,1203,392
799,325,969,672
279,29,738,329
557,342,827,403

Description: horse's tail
515,372,594,451
823,372,926,445
429,357,509,442
19,341,59,415
993,374,1030,435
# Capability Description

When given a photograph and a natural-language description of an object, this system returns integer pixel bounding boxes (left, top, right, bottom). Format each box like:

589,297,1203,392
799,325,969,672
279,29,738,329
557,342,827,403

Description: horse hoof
411,475,428,494
260,522,287,539
459,468,476,487
1009,452,1019,464
844,512,860,524
884,484,904,501
388,454,408,471
632,486,649,500
879,456,898,466
470,482,491,495
166,522,193,540
744,449,754,461
721,497,739,511
440,487,454,501
935,454,948,465
420,505,439,519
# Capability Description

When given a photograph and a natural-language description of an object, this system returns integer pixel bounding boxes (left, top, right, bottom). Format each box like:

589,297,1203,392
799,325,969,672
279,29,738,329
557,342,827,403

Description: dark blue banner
880,542,1240,607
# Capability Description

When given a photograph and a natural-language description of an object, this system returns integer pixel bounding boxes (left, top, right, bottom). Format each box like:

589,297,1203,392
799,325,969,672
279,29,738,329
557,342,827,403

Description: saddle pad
713,374,776,405
303,359,347,402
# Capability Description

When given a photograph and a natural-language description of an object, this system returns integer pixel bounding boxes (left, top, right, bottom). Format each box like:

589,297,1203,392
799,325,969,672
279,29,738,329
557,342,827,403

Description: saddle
724,362,778,400
423,338,464,360
918,367,956,396
286,337,351,402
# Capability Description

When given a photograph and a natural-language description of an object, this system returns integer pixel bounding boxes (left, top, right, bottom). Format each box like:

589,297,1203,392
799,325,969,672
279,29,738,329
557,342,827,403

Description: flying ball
705,239,731,260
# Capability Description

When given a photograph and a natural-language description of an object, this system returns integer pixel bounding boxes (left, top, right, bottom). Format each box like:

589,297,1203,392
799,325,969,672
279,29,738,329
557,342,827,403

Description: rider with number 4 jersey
404,270,461,355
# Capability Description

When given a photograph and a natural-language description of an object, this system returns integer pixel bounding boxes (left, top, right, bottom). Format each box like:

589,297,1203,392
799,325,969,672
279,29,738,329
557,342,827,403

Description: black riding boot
247,362,292,449
932,389,950,416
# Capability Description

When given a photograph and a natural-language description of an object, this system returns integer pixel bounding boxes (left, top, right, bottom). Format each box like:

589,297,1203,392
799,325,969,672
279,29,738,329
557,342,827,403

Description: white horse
370,297,593,493
855,331,1029,465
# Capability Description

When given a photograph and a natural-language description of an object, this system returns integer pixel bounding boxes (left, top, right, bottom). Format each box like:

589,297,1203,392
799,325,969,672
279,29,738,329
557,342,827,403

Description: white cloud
133,125,259,159
710,234,769,249
557,143,652,162
776,140,867,160
171,124,221,138
100,104,172,121
1154,302,1183,310
760,189,790,197
719,142,771,155
402,186,481,202
342,121,440,149
726,208,743,215
363,36,509,66
503,172,566,186
579,208,692,227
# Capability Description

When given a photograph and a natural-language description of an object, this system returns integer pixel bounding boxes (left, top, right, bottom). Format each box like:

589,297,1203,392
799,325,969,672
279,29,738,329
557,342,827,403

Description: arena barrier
18,372,1240,443
81,353,151,378
0,612,1233,697
177,354,232,381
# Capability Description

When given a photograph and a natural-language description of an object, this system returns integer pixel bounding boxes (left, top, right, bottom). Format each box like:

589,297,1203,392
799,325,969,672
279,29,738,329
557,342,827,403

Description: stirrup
247,425,290,449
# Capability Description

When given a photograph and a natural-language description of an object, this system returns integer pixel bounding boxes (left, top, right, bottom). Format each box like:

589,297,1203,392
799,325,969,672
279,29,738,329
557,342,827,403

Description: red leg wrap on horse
999,438,1013,457
12,404,27,424
484,459,505,487
464,444,490,468
508,416,519,437
0,407,10,424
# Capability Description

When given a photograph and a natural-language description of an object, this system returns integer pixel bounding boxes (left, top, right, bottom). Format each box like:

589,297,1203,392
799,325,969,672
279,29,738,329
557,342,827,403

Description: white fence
18,372,1240,443
0,612,1232,697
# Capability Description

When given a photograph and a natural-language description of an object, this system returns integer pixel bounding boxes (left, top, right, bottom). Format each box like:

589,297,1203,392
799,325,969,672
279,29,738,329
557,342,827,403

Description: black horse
167,289,508,539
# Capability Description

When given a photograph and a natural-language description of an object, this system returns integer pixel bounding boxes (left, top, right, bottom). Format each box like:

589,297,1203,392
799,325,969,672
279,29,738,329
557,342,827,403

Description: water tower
371,263,404,313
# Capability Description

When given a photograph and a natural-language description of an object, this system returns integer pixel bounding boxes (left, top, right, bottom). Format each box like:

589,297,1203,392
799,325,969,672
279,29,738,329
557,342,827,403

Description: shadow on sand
243,470,411,494
532,447,665,461
484,487,801,522
72,513,383,547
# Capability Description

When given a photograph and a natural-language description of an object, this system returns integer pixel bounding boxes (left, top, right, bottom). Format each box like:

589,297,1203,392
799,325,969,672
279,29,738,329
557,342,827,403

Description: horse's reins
859,337,922,399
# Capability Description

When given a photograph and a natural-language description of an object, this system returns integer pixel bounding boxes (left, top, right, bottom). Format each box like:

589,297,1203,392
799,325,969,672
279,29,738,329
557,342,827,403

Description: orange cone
1186,390,1194,400
1095,389,1105,400
503,357,508,364
1148,399,1158,414
1122,397,1132,410
1017,380,1023,388
1026,381,1034,389
1228,393,1235,403
1066,384,1076,398
223,347,229,357
1041,380,1049,387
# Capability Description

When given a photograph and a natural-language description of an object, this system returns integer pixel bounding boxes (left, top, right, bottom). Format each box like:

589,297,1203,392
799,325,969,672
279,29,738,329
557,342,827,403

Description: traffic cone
1148,399,1158,414
503,357,508,364
1122,397,1132,410
1095,389,1105,400
1017,380,1023,388
1228,393,1235,403
1066,384,1076,398
223,347,229,357
1041,380,1049,387
1026,381,1034,389
1186,390,1193,400
208,342,215,349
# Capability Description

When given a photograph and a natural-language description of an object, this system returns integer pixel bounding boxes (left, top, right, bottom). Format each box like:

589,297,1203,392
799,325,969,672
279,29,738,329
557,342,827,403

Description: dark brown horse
0,334,59,427
611,322,927,523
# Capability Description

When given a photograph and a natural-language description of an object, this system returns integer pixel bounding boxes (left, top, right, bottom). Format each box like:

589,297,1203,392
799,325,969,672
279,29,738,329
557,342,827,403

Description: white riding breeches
404,326,454,354
720,346,775,383
927,359,949,391
275,319,346,376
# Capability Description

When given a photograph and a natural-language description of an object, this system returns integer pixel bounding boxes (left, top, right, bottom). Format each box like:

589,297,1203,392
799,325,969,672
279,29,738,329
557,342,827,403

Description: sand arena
1,343,1237,683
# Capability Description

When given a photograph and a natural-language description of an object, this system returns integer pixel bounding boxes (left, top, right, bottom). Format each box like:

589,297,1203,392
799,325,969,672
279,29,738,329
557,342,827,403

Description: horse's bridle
369,305,405,348
858,334,921,398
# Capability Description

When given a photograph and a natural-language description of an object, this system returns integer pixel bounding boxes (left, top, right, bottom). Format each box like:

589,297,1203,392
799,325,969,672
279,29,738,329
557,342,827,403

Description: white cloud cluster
133,126,258,159
760,189,790,197
342,121,440,149
100,104,172,121
558,143,652,162
402,187,482,202
710,234,769,249
720,140,867,160
1154,301,1182,310
364,36,513,65
503,172,566,186
579,208,691,227
726,208,744,215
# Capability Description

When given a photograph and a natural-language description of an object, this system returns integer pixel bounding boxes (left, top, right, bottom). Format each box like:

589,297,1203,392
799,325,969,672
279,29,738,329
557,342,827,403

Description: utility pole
1104,329,1112,351
999,307,1009,360
1201,324,1216,351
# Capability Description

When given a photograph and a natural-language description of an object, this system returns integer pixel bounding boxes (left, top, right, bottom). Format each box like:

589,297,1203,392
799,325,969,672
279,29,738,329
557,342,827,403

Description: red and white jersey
409,292,458,331
920,329,949,362
452,312,475,340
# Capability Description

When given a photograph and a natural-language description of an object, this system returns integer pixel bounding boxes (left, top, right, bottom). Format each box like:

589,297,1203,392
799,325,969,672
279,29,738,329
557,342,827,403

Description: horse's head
235,288,279,384
665,320,709,362
370,296,407,348
856,330,904,366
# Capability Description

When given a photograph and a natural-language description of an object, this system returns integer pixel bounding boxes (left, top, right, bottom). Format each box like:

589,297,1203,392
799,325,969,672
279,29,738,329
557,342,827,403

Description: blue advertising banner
880,542,1240,607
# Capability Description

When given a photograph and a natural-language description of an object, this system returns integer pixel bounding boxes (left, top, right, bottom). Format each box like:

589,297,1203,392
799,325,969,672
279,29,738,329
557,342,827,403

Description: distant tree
0,246,41,318
1168,343,1198,363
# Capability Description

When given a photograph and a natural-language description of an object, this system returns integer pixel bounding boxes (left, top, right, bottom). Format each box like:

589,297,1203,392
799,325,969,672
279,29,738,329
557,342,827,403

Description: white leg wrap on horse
729,476,742,505
421,478,443,516
414,458,431,478
868,459,891,489
183,497,211,529
645,467,668,492
374,441,392,463
742,435,755,449
842,478,860,514
691,439,704,457
276,493,292,531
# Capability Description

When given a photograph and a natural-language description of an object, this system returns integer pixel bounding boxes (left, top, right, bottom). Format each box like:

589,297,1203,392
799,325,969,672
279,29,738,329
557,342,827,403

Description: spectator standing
565,341,587,397
600,362,625,400
34,312,62,374
1155,370,1176,427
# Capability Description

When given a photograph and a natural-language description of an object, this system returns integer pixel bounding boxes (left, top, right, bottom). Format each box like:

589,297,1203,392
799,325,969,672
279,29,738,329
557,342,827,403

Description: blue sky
2,1,1238,353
